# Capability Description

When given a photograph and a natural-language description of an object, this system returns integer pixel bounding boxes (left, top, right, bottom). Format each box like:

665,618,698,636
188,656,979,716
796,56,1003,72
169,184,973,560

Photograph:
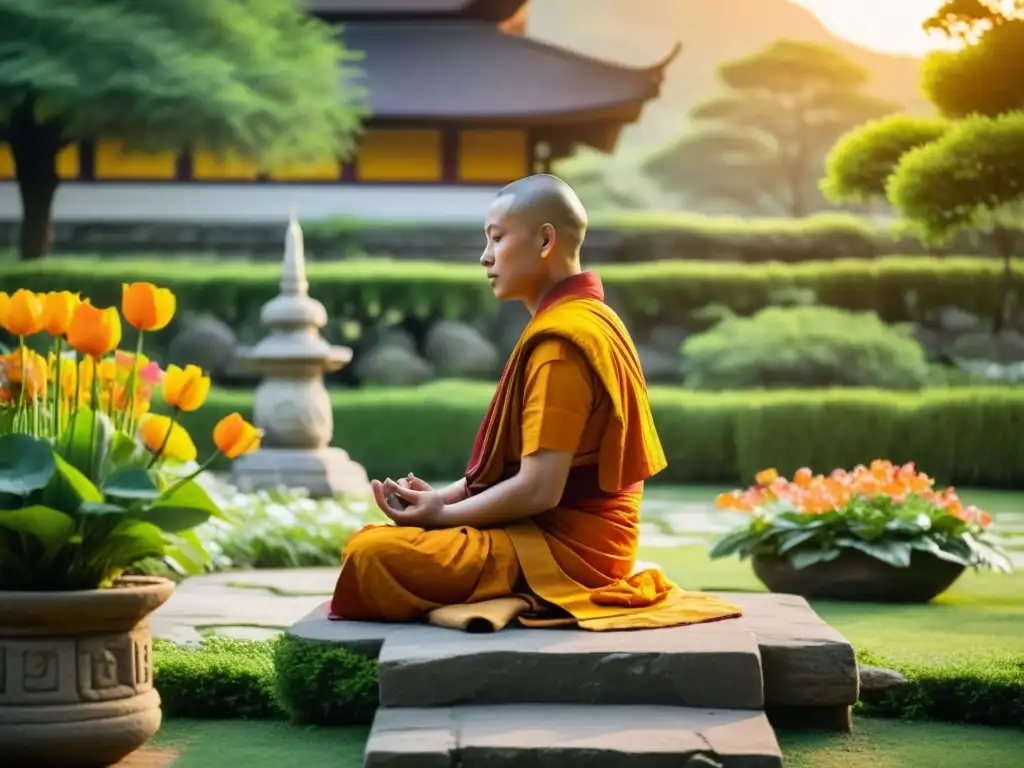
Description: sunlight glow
790,0,961,56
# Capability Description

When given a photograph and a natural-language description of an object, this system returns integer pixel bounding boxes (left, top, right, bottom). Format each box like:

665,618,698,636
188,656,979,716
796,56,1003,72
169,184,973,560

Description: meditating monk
330,174,741,632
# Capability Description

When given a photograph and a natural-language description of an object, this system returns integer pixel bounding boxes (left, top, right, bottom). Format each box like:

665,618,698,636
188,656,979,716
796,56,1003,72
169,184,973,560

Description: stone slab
377,624,763,710
365,705,782,768
289,592,859,708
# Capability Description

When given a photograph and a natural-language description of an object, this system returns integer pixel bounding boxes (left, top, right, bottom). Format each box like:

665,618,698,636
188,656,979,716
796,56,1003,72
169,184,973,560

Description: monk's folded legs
330,525,521,622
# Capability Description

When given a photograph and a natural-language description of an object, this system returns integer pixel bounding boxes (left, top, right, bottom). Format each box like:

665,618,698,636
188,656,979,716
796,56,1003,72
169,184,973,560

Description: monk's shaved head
494,174,588,251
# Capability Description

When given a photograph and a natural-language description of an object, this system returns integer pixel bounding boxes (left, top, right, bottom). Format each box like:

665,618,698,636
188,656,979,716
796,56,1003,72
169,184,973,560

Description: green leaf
909,537,969,566
90,519,168,572
38,452,104,514
788,547,841,570
708,530,755,559
106,431,151,473
163,529,212,575
156,478,229,522
0,505,76,555
58,409,115,483
776,528,823,554
136,505,213,533
78,501,127,516
102,468,161,501
842,538,913,568
0,434,57,496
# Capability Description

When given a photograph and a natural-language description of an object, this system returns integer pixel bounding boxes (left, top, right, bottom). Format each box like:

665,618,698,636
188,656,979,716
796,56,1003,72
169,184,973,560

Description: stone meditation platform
289,591,859,767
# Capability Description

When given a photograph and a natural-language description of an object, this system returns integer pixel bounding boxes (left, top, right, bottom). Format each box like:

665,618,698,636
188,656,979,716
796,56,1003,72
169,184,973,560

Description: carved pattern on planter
0,631,154,706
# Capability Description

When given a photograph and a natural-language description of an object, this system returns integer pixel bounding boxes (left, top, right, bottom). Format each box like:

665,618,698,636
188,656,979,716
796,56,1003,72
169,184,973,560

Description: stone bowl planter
0,576,175,766
752,549,967,603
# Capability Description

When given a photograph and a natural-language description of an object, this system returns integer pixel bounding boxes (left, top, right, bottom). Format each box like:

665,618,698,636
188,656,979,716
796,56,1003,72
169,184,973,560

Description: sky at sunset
791,0,960,55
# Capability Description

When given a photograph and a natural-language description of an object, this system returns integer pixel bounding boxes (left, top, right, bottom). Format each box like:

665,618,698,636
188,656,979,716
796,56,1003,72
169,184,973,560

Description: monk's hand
400,473,433,492
375,478,446,527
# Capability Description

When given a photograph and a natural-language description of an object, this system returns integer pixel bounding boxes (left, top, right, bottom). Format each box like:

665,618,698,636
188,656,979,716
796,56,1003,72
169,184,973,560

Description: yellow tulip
66,302,122,359
41,291,80,337
3,289,44,337
162,364,210,412
96,358,119,384
122,282,176,332
213,412,261,459
139,413,197,462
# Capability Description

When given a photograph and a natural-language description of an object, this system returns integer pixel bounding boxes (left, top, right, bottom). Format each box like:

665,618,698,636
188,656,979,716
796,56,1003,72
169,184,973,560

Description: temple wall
0,125,532,186
0,181,497,222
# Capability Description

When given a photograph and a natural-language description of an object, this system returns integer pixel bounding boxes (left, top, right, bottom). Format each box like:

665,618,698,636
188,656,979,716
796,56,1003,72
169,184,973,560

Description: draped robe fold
330,271,741,631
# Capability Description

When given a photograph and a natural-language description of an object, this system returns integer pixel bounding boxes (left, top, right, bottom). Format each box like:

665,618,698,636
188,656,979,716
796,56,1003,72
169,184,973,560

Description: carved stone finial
281,209,308,298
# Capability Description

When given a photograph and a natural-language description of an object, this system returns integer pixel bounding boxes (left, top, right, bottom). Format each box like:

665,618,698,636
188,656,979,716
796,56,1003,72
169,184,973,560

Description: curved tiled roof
343,21,677,120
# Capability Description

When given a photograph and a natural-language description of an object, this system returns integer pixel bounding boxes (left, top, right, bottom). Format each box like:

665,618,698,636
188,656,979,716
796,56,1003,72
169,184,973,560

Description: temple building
0,0,677,222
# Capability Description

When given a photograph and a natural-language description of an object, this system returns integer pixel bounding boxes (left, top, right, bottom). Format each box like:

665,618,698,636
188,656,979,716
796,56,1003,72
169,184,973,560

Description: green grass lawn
148,717,1021,767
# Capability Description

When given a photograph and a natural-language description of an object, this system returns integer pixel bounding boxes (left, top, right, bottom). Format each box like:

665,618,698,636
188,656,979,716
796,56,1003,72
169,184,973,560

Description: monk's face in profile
480,195,550,303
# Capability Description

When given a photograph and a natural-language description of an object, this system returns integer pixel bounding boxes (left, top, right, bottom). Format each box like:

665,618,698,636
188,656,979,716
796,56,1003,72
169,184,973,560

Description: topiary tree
0,0,366,260
821,115,950,204
681,306,930,390
645,40,899,216
888,113,1024,332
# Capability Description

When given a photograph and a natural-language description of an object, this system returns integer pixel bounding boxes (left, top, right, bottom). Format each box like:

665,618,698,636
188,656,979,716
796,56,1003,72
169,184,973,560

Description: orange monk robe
330,271,742,631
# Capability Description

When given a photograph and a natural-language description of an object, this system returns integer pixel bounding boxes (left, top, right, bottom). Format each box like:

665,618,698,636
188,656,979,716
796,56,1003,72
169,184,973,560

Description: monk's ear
539,223,556,259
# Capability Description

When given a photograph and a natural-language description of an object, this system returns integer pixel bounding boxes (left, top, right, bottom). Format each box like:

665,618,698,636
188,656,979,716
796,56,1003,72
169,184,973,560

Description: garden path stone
151,568,336,644
377,623,764,710
365,705,783,768
288,591,859,710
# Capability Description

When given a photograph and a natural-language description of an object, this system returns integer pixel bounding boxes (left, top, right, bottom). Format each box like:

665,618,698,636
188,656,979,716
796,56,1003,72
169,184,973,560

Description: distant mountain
526,0,930,151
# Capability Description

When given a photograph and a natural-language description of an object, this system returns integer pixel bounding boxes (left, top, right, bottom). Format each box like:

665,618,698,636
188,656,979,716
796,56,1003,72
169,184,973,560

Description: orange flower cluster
716,459,992,528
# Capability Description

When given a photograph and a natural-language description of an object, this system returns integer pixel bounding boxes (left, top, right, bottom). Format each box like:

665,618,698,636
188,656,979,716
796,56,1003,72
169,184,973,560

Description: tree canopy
888,113,1024,240
0,0,367,258
643,40,899,217
821,115,950,204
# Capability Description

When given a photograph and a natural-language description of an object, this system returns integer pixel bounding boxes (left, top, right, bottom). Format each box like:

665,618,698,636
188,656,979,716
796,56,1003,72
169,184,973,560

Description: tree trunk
8,96,62,261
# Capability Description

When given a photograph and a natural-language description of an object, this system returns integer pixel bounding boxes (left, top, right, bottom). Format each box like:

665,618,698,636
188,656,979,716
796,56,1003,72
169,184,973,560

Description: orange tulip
162,364,210,412
122,282,176,332
3,289,44,337
138,414,197,462
213,412,261,458
41,291,80,336
754,468,779,487
66,302,122,359
0,292,9,331
0,350,48,399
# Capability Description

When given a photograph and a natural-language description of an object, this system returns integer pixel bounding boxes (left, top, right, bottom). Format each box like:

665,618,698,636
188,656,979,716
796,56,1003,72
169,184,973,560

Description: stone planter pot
0,575,175,766
752,549,966,603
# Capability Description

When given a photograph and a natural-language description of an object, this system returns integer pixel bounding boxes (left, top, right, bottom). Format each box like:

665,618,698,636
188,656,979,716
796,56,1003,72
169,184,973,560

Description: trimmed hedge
152,636,1023,728
856,650,1024,728
9,211,1013,263
1,257,1019,342
172,383,1024,488
153,635,378,725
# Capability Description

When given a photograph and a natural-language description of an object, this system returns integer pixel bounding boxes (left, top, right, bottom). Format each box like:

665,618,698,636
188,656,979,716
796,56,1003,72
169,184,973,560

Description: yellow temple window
356,129,442,182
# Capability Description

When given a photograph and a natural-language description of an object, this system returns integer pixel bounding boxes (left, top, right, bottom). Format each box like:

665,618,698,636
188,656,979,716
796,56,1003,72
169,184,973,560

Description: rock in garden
648,324,690,356
858,665,908,701
936,306,983,334
424,320,500,378
637,344,681,383
167,315,238,375
354,344,434,387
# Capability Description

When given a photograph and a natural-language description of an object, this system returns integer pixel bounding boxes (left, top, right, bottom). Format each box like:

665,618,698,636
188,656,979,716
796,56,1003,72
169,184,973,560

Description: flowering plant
0,284,261,591
710,460,1013,572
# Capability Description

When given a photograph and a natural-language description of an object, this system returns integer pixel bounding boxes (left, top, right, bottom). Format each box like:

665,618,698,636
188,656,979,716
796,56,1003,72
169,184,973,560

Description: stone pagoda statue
230,214,369,498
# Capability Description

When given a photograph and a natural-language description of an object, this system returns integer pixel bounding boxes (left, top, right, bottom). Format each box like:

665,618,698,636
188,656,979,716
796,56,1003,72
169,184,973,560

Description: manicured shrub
2,257,1018,356
682,306,930,390
273,635,379,726
857,650,1024,728
172,383,1024,489
153,637,283,720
